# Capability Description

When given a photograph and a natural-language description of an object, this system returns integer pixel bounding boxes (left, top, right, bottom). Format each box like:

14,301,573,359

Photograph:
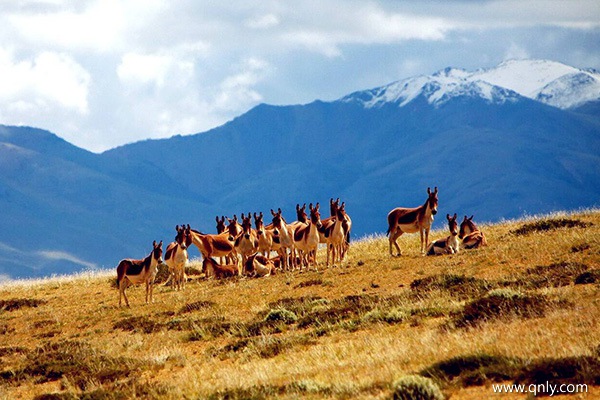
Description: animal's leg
389,230,403,256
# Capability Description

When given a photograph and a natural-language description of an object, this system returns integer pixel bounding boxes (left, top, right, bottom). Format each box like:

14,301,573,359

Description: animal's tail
386,213,394,237
115,261,126,288
345,230,351,245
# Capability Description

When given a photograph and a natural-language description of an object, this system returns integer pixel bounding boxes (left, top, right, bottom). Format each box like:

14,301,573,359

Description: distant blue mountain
1,59,599,279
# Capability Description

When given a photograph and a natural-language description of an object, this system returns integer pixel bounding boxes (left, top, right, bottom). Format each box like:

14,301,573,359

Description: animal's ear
187,224,190,230
446,214,451,220
271,209,276,216
469,215,474,221
233,215,238,222
315,202,320,210
453,213,457,220
175,225,179,231
302,203,306,210
463,215,468,221
309,203,313,210
259,212,263,218
241,213,245,220
278,208,282,214
158,240,163,247
296,204,300,211
427,187,431,194
153,240,157,247
434,186,438,193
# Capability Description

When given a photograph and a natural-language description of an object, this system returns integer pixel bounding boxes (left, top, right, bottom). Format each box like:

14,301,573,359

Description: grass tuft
410,274,492,299
392,375,445,400
511,218,592,236
421,353,522,387
451,289,550,328
0,298,47,312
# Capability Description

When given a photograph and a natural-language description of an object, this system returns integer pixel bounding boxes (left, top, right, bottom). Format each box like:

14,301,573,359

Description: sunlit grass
0,210,599,399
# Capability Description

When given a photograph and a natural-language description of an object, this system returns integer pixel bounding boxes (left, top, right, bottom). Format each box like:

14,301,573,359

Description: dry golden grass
1,210,599,399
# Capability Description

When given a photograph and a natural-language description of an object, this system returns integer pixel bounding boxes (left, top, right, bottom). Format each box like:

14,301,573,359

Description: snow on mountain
342,59,600,110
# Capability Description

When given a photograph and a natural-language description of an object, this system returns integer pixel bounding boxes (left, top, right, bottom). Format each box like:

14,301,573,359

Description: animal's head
226,215,242,239
447,213,458,236
174,225,188,249
296,203,308,223
427,187,439,215
459,215,476,239
241,213,253,239
330,198,340,217
309,202,322,228
336,201,348,220
152,240,163,264
254,212,265,236
270,208,285,235
216,216,226,234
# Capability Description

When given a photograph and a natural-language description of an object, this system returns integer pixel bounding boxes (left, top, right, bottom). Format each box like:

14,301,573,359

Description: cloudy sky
1,0,599,152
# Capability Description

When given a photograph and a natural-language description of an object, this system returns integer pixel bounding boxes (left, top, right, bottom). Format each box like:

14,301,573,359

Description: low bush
511,218,592,236
410,274,492,300
391,375,445,400
452,289,550,328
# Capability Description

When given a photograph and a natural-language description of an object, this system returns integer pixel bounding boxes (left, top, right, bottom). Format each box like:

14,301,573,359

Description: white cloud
6,0,167,52
0,49,90,114
504,43,530,61
0,0,599,152
37,250,97,269
214,58,270,112
246,13,280,29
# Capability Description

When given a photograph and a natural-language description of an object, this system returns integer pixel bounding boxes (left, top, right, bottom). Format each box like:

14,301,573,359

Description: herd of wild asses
116,188,487,307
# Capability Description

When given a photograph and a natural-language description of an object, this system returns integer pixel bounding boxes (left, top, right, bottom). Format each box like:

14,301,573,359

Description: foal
387,187,439,256
426,214,460,255
459,215,488,249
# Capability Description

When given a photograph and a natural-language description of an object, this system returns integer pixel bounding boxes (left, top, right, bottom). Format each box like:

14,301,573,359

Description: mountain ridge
1,59,599,279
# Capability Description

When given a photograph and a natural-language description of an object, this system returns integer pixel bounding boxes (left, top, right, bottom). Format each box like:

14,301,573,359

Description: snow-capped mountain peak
341,59,600,110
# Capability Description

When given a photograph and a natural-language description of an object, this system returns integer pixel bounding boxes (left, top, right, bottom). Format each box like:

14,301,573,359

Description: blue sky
1,0,599,152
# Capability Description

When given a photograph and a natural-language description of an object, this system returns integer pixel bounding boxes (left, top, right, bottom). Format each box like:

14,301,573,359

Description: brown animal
270,208,296,270
459,215,488,249
163,225,192,290
202,257,239,279
254,212,280,256
244,252,277,277
293,203,323,271
116,240,163,307
189,228,237,266
235,213,259,273
426,214,460,255
387,187,439,256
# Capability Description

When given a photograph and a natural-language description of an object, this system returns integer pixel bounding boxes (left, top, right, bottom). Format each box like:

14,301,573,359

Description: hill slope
0,211,599,399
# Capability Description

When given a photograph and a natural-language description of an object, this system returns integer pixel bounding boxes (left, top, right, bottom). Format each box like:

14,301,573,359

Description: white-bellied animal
270,208,296,270
163,225,192,290
329,202,352,266
202,257,239,279
236,213,259,273
426,213,460,255
116,240,163,307
244,252,277,277
254,212,280,256
459,215,488,249
293,203,323,271
387,187,439,256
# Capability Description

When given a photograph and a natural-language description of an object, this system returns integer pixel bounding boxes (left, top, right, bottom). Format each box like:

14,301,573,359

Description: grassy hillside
1,210,599,399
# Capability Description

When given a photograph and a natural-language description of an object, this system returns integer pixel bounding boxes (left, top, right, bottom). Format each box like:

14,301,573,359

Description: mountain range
1,59,599,279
